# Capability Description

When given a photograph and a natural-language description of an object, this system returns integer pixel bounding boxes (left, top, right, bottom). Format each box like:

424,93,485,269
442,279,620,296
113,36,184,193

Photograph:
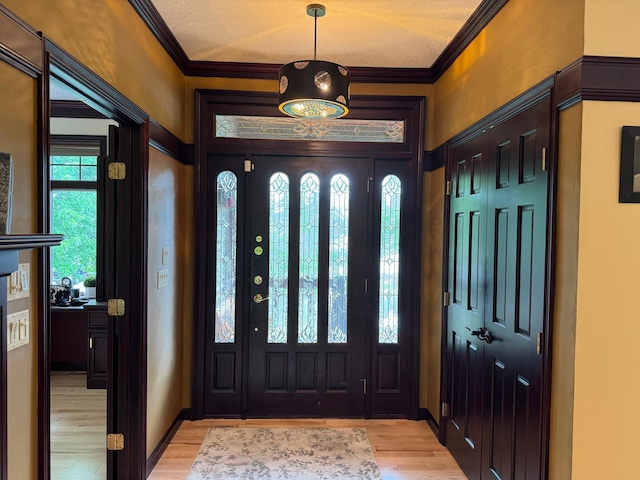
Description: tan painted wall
146,148,189,457
569,101,640,479
3,0,186,139
0,60,39,480
584,0,640,56
433,0,585,146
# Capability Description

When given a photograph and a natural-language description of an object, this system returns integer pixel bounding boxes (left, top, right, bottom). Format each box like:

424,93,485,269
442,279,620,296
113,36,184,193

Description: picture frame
0,152,13,232
620,126,640,203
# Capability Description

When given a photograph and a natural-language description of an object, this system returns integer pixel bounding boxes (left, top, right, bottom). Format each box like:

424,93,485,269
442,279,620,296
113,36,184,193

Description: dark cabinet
50,307,87,371
84,302,108,389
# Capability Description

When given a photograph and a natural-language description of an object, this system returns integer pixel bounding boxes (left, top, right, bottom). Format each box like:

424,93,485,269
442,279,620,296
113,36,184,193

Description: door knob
465,326,493,344
253,293,269,304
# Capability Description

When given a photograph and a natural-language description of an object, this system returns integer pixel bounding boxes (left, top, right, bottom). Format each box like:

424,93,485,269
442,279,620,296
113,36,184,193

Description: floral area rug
186,427,382,479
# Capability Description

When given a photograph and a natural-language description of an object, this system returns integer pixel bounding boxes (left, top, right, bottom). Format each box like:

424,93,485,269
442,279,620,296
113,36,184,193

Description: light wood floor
50,371,106,480
148,418,467,480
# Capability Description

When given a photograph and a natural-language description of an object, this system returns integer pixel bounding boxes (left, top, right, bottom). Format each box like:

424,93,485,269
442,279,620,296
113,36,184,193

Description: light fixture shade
279,60,350,119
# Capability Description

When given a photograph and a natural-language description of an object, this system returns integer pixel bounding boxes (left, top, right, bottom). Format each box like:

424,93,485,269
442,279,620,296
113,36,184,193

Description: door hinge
541,147,547,171
441,402,450,417
107,298,125,317
244,159,254,173
364,279,368,294
443,291,450,307
445,180,452,196
108,162,126,180
366,177,373,193
359,378,367,394
89,337,93,349
537,331,542,355
107,433,124,451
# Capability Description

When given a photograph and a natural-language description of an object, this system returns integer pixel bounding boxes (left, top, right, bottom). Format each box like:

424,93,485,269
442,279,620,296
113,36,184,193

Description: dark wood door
445,98,550,479
202,152,419,419
246,155,368,416
445,134,488,477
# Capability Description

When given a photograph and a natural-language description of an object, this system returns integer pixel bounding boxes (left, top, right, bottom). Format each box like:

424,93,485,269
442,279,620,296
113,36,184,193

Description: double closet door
203,152,416,418
444,97,552,479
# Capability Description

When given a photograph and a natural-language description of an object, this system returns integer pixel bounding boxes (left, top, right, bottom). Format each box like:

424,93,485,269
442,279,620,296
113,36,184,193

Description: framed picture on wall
620,126,640,203
0,152,13,233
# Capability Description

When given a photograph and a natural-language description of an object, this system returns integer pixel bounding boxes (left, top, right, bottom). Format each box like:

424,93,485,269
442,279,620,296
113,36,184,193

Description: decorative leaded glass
268,172,290,344
298,173,320,343
328,174,349,344
214,171,237,343
215,115,404,143
379,175,401,344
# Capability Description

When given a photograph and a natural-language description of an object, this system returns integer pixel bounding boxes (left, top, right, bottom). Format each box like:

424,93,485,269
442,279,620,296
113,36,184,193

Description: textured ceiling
149,0,483,69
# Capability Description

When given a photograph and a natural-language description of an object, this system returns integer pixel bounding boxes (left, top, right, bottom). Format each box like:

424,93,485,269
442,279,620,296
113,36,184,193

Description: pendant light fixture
278,4,350,119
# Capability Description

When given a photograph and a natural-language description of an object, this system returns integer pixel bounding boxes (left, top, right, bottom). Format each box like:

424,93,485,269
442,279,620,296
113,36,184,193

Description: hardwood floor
148,418,466,479
50,371,106,480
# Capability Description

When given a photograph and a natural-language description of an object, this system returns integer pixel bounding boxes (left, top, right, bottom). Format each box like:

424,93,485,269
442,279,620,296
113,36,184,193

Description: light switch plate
157,269,169,289
7,309,29,350
161,247,169,265
7,263,29,301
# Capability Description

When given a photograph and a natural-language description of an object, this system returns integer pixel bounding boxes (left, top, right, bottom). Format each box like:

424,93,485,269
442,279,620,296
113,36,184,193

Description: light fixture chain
313,8,318,60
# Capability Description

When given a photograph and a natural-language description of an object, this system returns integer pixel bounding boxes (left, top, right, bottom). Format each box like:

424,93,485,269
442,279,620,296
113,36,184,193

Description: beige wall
3,0,186,140
433,0,584,146
570,101,640,479
146,148,190,457
0,60,39,480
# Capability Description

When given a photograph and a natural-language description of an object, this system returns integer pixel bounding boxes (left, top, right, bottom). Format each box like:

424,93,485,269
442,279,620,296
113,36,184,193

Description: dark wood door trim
39,39,150,480
193,90,424,420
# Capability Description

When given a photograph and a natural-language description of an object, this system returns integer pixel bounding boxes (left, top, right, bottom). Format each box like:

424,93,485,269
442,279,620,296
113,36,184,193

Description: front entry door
246,155,368,416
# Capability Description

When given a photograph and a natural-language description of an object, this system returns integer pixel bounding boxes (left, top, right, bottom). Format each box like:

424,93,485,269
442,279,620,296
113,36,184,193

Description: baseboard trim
418,408,439,437
146,408,188,477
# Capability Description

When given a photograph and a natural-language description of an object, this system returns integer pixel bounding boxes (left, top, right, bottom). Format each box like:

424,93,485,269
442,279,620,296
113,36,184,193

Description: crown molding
0,4,42,77
128,0,508,83
556,55,640,110
430,0,509,79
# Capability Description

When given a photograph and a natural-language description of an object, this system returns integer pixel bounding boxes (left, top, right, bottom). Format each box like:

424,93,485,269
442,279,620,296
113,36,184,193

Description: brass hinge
89,337,93,349
537,332,542,355
445,180,452,196
541,148,547,171
107,298,125,317
108,162,126,180
441,402,450,417
107,433,124,451
443,291,451,307
244,159,254,173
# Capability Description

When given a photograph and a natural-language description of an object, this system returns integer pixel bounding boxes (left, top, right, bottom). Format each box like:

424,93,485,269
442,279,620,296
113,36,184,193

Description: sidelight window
379,175,401,344
214,171,238,343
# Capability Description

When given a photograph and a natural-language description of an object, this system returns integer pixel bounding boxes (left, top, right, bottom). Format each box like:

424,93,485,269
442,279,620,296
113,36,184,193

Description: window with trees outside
49,136,104,294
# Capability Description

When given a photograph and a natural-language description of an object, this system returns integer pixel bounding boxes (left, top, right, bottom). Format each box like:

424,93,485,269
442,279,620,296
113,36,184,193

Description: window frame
49,135,106,290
